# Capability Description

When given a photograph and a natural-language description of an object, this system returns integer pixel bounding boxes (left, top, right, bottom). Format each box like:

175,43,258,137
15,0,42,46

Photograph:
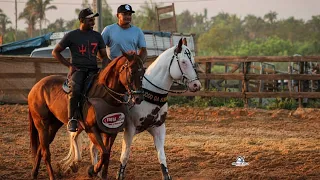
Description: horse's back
28,75,68,123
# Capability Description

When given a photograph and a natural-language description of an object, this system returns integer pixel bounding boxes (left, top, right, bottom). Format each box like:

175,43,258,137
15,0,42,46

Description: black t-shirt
59,29,105,69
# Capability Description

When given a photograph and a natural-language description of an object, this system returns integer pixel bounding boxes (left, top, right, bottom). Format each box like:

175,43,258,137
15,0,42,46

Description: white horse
63,38,201,179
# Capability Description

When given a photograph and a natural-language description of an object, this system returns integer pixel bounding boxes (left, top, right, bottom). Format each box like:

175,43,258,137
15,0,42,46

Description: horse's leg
37,127,55,180
29,111,41,179
61,129,83,172
90,141,99,165
117,125,135,180
30,111,56,180
148,124,172,180
86,126,108,177
31,146,42,179
101,133,117,179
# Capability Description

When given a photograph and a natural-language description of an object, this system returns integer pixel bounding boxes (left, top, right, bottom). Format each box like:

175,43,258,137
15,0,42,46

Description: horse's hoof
117,164,126,180
31,172,38,180
166,175,172,180
69,163,79,173
160,164,172,180
163,174,172,180
87,165,96,177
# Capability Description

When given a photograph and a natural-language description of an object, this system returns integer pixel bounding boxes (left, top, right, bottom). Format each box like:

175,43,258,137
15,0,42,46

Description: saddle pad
87,98,129,134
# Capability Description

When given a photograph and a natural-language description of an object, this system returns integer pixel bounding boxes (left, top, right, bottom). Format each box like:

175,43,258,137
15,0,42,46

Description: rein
103,58,144,104
143,75,187,94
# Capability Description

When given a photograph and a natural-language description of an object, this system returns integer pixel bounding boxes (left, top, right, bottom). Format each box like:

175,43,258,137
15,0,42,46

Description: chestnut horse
28,52,145,180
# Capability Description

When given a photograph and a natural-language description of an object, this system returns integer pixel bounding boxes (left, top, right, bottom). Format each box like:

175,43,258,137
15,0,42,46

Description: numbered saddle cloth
84,98,129,134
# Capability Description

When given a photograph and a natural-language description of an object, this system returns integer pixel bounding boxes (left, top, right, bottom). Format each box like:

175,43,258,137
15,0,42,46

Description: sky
0,0,320,30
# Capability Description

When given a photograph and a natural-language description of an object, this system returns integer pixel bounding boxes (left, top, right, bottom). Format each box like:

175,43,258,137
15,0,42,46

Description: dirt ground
0,104,319,180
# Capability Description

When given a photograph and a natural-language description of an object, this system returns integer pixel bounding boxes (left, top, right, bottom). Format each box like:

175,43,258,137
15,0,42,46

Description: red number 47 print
91,43,97,53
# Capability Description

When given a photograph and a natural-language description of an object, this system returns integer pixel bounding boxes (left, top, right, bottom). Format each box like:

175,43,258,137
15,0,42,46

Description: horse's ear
175,38,183,54
121,50,134,61
182,38,188,46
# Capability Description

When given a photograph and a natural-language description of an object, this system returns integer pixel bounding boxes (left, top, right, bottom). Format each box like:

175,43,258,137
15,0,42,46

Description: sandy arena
0,104,319,179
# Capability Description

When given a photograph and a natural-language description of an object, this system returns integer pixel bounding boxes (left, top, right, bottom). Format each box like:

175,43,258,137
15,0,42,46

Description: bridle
144,47,199,94
169,48,199,85
103,57,144,104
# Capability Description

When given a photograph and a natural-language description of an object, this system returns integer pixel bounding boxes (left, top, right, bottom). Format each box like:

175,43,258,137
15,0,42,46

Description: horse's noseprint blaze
28,52,144,179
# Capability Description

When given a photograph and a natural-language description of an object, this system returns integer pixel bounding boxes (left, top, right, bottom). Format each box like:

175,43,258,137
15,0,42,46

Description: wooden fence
1,55,320,107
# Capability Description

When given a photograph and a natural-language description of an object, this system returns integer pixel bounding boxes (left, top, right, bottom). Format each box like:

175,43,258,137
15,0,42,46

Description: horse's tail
29,110,39,158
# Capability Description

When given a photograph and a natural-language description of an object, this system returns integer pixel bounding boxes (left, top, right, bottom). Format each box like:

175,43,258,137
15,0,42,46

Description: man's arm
97,48,111,69
52,44,78,75
138,47,147,62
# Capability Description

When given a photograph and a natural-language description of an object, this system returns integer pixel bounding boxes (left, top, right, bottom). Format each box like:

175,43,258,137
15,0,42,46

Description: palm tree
46,18,65,32
264,11,278,24
19,7,37,37
243,14,265,39
0,10,12,38
134,0,159,31
24,0,57,35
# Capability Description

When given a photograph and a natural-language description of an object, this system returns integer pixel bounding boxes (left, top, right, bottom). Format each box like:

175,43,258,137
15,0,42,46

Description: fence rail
1,55,320,106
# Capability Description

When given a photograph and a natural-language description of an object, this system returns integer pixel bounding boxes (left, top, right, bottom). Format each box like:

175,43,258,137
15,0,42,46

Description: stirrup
67,118,78,132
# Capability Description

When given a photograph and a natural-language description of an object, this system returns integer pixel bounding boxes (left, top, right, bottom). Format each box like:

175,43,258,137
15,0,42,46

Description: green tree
177,10,194,33
306,15,320,40
177,9,211,41
197,13,244,55
23,0,57,36
101,0,115,27
243,14,265,40
264,11,278,24
0,9,12,36
19,6,37,37
134,0,159,30
45,18,66,33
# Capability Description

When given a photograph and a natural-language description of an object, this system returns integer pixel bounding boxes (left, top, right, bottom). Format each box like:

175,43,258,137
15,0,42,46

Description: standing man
52,8,109,132
101,4,147,62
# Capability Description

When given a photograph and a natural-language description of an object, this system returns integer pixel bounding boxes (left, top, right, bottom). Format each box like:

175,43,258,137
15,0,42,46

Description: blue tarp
0,32,52,55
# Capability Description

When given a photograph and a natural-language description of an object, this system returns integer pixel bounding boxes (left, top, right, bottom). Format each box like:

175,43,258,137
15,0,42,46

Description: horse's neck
143,47,175,94
87,79,108,99
88,75,125,105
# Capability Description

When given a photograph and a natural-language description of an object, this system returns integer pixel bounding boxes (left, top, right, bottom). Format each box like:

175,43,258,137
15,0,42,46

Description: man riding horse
52,8,110,132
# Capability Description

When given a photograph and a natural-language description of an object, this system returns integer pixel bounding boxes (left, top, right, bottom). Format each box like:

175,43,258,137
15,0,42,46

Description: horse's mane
98,55,124,85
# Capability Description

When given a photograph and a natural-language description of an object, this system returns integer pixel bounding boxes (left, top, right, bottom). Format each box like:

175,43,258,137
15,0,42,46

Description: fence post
242,61,250,108
224,63,228,103
298,62,303,108
34,62,42,82
204,62,211,91
259,63,265,107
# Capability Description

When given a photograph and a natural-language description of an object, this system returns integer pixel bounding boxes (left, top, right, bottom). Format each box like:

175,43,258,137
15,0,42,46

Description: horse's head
117,51,145,104
170,38,201,92
98,52,145,105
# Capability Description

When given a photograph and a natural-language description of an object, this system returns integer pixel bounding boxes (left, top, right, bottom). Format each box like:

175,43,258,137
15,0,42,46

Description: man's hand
138,47,147,62
68,66,79,79
52,44,72,68
98,48,111,68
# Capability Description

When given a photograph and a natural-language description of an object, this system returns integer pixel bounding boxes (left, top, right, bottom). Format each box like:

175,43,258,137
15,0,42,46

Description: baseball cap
117,4,135,13
78,8,99,20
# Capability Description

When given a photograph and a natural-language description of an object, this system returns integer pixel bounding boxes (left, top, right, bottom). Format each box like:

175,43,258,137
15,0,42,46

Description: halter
104,58,144,104
144,47,199,94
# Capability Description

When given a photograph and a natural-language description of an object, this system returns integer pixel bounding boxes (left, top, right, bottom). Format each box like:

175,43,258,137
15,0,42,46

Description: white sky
0,0,320,30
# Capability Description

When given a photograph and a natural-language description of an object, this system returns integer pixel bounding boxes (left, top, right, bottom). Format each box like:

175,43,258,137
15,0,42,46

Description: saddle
62,72,97,95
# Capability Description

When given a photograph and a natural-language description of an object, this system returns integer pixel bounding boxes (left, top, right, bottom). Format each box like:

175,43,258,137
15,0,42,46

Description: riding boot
68,96,79,132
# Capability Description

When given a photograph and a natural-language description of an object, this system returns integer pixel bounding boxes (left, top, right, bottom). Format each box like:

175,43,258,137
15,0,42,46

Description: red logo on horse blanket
102,113,125,128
